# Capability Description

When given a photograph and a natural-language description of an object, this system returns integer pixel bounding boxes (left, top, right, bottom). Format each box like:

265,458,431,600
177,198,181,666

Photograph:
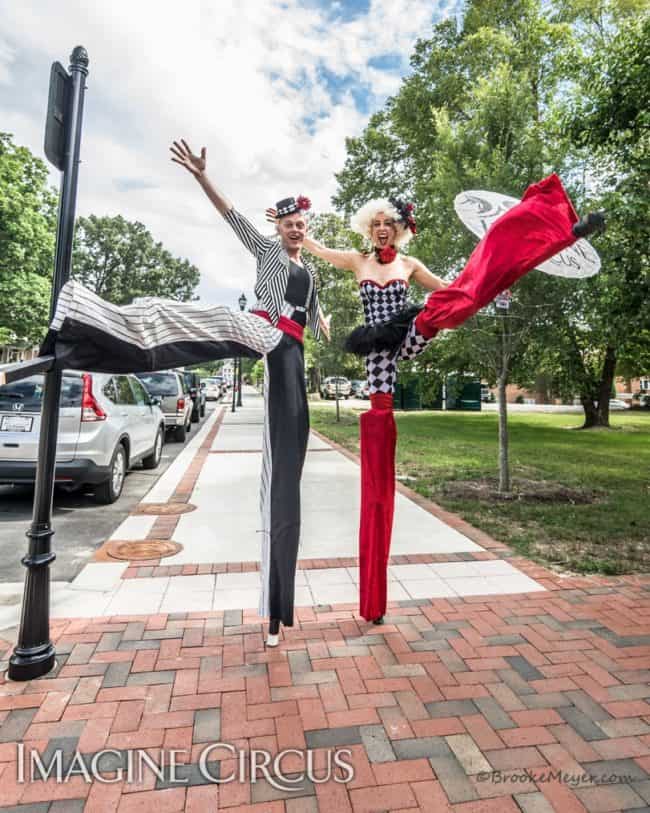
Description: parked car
320,376,352,399
608,398,631,410
359,381,370,399
0,371,165,504
182,370,206,422
203,376,225,401
350,379,365,397
135,370,193,442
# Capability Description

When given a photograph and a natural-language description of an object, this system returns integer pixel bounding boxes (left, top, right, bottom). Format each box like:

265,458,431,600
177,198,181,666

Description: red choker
375,245,397,264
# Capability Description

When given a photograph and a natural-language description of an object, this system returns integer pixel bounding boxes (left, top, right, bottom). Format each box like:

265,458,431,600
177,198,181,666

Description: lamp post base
8,643,56,681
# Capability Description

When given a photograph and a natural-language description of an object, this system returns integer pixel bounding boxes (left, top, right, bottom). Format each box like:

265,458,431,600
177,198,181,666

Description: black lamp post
8,46,89,681
237,293,247,406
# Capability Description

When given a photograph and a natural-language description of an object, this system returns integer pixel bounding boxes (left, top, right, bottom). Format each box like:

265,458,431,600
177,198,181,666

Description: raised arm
303,236,361,272
170,139,232,213
264,207,359,272
409,256,449,292
171,138,271,258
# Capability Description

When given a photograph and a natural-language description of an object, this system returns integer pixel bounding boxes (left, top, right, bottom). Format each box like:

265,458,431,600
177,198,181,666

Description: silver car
320,376,352,399
203,376,224,401
135,370,194,442
0,371,165,503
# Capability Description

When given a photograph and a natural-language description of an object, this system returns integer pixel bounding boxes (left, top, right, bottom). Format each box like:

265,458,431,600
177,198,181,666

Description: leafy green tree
0,133,57,345
553,7,650,426
73,215,200,303
333,0,577,489
304,212,365,390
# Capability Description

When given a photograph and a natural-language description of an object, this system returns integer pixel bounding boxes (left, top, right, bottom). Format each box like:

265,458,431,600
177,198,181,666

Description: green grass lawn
311,406,650,576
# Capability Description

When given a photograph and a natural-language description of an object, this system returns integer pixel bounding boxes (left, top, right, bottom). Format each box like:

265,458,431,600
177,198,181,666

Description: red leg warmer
359,393,396,622
415,173,579,338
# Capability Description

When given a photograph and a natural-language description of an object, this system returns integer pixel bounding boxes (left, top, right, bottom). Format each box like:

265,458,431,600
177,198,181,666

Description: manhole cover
104,539,183,561
133,503,196,516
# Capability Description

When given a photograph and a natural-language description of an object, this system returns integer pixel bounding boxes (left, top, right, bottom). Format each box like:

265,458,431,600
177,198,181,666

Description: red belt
252,310,304,344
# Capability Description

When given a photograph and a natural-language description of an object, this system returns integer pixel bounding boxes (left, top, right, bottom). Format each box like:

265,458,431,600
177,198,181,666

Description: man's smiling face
277,213,307,252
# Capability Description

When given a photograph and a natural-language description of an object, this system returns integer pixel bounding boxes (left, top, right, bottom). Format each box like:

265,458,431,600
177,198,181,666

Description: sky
0,0,463,307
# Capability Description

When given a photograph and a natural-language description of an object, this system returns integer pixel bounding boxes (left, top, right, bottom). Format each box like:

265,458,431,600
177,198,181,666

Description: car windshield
136,373,178,396
0,374,82,412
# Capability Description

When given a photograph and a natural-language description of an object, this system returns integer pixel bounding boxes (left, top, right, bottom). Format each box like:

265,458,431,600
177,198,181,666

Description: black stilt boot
572,211,606,239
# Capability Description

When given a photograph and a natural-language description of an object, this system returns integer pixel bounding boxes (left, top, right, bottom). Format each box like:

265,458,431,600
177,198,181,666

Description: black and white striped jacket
222,207,321,340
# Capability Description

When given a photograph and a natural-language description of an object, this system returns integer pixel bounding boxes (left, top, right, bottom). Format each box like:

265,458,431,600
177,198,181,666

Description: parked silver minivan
0,370,165,503
134,370,193,443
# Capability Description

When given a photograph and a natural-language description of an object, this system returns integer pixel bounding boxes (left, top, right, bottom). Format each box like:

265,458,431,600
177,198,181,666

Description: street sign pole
236,293,247,408
8,46,89,681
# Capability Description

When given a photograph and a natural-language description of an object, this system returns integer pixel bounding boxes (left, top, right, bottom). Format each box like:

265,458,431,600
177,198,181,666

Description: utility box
394,378,422,410
445,376,482,411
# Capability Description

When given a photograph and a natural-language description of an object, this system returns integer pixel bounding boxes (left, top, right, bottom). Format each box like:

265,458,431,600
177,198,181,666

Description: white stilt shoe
266,618,280,647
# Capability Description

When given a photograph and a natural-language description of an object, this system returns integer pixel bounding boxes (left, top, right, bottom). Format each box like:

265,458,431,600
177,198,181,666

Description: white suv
0,371,165,503
320,376,352,399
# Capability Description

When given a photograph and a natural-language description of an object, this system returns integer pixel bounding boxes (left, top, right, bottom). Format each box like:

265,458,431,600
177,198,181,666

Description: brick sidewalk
1,394,649,811
1,577,650,812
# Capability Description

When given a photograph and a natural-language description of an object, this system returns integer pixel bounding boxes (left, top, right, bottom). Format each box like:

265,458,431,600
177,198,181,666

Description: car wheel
142,427,164,470
174,422,187,443
95,443,127,504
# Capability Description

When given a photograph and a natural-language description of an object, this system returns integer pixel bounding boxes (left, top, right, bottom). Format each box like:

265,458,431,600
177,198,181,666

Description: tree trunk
496,313,511,493
596,346,617,427
580,395,599,428
580,346,617,428
497,374,510,492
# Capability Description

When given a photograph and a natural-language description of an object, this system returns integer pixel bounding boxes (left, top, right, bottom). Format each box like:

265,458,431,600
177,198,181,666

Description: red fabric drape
415,173,579,339
359,395,396,621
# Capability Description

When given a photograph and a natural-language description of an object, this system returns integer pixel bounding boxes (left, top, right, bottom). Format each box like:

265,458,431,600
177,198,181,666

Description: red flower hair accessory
390,197,417,234
296,195,311,212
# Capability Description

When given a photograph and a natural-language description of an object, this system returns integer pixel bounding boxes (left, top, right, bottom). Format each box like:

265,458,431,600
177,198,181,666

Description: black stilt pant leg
259,334,309,627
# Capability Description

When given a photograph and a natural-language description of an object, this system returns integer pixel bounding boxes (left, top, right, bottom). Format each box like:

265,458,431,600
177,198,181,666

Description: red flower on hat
378,245,397,264
296,195,311,211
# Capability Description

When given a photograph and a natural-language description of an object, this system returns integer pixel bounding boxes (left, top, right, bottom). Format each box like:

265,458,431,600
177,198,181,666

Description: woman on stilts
40,139,330,648
270,173,605,626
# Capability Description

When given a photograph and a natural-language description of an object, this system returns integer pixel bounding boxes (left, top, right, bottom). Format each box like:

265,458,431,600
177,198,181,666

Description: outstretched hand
265,207,278,223
321,313,332,342
170,139,206,178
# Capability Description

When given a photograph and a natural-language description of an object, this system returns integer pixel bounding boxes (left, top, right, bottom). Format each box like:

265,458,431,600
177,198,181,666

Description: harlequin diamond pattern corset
359,280,409,395
359,279,409,326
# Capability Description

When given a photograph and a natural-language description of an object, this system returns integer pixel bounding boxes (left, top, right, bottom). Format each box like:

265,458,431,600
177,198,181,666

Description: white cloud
0,0,459,305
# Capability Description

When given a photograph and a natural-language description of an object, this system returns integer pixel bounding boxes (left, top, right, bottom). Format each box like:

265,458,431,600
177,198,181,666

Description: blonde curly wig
349,198,414,248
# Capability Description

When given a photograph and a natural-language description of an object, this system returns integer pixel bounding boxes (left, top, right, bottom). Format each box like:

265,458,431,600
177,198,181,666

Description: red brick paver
1,578,649,811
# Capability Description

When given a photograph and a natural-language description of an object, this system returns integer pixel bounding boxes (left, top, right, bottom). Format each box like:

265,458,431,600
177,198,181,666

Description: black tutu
344,305,422,356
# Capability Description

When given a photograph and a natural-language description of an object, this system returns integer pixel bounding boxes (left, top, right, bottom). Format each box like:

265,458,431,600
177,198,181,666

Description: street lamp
237,293,247,406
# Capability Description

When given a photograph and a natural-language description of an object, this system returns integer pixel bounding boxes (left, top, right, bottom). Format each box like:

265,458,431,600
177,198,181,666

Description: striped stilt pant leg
258,334,309,626
42,280,282,372
359,348,398,622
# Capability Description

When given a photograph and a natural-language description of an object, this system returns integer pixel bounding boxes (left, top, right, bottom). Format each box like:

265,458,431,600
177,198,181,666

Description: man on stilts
40,139,330,648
